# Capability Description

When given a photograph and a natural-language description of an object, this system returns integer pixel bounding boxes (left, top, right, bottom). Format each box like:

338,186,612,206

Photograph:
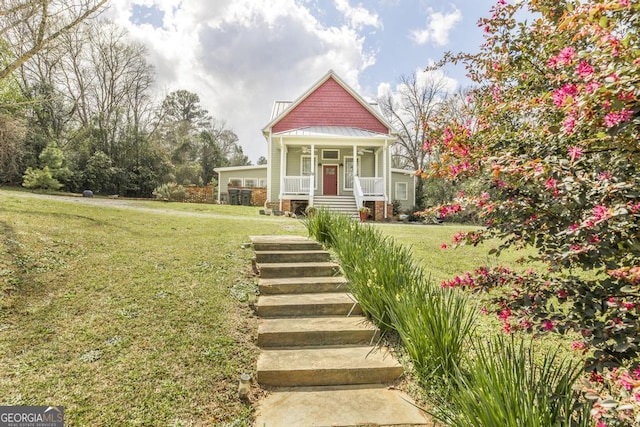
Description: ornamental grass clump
305,211,476,384
306,210,425,331
436,335,591,427
387,284,476,384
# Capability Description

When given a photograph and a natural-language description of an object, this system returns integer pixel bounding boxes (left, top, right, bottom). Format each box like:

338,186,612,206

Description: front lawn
0,190,305,426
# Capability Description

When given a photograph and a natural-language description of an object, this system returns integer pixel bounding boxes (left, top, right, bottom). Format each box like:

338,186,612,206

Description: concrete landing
255,385,429,426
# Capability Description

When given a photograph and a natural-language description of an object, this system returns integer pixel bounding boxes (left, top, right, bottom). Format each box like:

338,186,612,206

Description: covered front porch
272,127,394,210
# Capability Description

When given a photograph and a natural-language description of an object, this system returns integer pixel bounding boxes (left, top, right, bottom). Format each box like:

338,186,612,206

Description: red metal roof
270,74,391,135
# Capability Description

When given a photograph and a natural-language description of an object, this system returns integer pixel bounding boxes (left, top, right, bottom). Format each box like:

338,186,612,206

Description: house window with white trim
258,179,267,188
343,156,361,190
244,178,257,188
395,182,408,201
322,149,339,160
301,155,312,176
229,178,242,187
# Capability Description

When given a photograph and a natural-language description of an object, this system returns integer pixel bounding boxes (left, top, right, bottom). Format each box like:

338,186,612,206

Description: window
244,178,257,188
322,149,339,160
395,182,408,200
258,179,267,188
228,178,242,187
343,156,361,189
301,155,312,176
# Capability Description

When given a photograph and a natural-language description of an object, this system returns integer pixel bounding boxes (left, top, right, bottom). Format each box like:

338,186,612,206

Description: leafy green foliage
152,182,187,202
22,166,62,190
305,210,475,385
423,0,640,367
436,336,591,427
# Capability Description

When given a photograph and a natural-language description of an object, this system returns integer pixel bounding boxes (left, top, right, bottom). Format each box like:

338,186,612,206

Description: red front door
323,165,338,196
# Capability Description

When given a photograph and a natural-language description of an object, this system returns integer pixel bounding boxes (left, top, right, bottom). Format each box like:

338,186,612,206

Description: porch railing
283,176,310,194
358,177,385,196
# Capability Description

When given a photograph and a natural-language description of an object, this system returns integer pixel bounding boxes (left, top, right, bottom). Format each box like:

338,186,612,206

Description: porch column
279,138,285,210
352,144,358,182
383,140,389,219
309,144,315,206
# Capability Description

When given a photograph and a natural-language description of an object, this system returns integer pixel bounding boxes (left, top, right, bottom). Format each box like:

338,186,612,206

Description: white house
215,70,417,221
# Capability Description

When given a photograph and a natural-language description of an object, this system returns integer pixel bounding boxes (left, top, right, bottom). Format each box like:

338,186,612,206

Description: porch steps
313,195,359,218
250,235,429,425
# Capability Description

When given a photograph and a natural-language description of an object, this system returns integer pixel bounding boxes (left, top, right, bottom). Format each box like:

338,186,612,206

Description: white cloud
410,5,462,46
106,0,376,161
333,0,382,30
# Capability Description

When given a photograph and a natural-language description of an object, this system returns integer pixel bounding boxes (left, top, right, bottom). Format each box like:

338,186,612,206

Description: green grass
0,189,585,425
0,189,306,426
375,222,540,285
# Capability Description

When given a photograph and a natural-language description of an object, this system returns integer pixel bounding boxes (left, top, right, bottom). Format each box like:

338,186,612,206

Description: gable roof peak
263,69,395,135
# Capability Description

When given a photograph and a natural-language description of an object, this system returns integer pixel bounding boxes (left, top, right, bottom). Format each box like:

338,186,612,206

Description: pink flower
520,319,532,329
552,83,578,108
622,301,635,310
557,290,568,298
480,307,488,315
563,114,576,134
498,308,512,321
585,81,601,93
592,205,611,222
543,320,555,331
440,243,449,250
568,146,583,161
571,341,586,350
619,372,635,391
503,322,512,334
558,46,576,64
548,46,576,68
576,60,594,79
603,109,633,128
598,171,612,180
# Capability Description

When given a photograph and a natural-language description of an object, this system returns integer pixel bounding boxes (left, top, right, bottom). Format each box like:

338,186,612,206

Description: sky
105,0,499,162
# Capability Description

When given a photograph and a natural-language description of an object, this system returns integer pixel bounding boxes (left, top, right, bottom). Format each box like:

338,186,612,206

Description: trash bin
228,188,240,205
241,189,253,206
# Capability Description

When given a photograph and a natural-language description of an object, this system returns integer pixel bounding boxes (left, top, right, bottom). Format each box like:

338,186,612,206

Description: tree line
0,2,250,197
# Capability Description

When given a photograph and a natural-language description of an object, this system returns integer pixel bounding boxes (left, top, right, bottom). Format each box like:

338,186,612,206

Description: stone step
255,385,429,426
256,293,361,317
258,316,379,347
257,261,340,279
250,235,322,252
257,346,403,387
255,250,331,264
259,276,348,295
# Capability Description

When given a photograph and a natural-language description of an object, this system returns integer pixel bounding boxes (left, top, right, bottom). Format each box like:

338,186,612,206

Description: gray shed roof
272,126,390,138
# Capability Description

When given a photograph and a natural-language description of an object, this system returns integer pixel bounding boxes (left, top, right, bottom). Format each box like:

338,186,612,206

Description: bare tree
378,71,452,208
0,0,107,81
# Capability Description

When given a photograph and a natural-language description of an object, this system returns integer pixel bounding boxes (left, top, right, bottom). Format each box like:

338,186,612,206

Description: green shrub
435,335,591,427
152,182,187,202
22,166,62,190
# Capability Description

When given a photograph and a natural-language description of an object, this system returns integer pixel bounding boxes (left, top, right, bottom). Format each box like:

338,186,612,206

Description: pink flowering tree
421,0,639,369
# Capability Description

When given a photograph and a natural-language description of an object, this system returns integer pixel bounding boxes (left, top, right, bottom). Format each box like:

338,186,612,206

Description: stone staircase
250,235,429,426
312,196,359,218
